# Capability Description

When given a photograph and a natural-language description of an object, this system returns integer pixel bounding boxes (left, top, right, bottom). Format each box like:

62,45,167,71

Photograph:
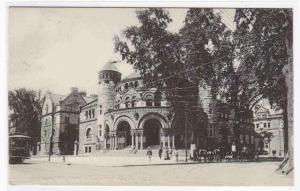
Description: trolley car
9,133,31,163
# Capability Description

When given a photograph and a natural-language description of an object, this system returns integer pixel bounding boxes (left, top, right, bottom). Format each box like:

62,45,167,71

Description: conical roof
101,61,119,72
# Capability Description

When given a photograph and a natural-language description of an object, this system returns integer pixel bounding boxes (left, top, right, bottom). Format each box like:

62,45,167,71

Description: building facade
78,62,209,154
39,61,262,155
253,105,284,157
200,86,260,154
38,88,94,155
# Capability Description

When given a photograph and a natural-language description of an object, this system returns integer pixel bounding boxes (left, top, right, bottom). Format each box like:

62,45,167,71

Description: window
92,109,95,118
89,147,91,153
99,105,102,115
124,83,128,90
240,134,244,143
85,147,87,153
45,119,48,125
268,122,271,128
89,110,91,118
86,128,92,142
85,111,88,119
98,125,101,137
134,81,138,88
264,123,267,128
256,123,259,128
65,116,69,124
131,101,136,107
125,97,130,108
146,99,153,107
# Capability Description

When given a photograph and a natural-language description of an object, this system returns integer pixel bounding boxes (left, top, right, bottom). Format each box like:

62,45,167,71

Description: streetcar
9,133,31,163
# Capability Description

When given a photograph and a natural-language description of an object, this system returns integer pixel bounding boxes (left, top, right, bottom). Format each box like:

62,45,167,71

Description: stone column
140,133,143,150
162,133,165,148
172,135,175,148
110,137,113,150
131,134,134,149
135,134,139,149
114,136,118,150
104,137,107,149
167,135,170,148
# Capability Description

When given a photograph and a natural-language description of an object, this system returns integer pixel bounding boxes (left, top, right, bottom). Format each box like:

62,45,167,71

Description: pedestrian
147,146,152,162
169,147,173,159
272,150,276,158
158,146,163,160
175,149,179,163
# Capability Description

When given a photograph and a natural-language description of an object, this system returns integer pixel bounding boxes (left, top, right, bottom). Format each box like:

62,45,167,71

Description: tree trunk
278,38,293,174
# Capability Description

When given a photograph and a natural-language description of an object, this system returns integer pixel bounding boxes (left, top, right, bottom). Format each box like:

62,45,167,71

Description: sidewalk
31,155,186,167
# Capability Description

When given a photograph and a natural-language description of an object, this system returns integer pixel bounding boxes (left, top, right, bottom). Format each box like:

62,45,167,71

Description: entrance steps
90,146,191,158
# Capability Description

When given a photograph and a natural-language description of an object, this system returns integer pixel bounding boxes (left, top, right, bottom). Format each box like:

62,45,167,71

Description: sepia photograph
4,2,295,188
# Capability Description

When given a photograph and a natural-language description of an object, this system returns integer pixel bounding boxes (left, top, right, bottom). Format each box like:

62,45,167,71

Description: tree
234,8,293,173
180,9,235,98
114,8,194,146
8,88,44,154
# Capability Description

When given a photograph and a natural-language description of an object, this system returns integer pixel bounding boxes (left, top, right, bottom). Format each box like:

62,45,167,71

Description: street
9,158,293,186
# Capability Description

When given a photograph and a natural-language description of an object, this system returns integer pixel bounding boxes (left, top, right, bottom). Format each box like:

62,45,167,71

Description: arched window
145,95,153,107
131,96,136,107
86,128,92,142
125,97,130,108
134,81,138,88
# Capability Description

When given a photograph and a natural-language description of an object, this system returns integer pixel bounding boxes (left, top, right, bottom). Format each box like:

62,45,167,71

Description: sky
8,8,235,95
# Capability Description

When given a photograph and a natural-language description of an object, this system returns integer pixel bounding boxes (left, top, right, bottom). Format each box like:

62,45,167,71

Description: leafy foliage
9,89,44,150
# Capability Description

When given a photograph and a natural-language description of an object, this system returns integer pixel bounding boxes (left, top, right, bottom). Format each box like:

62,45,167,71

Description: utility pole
185,103,188,163
48,103,55,162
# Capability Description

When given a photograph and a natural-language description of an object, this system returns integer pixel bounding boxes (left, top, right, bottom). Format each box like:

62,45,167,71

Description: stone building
38,88,94,155
40,61,261,155
253,105,284,157
200,86,260,153
78,62,208,154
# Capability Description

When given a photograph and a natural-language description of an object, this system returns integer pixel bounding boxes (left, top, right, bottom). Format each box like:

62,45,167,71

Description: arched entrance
116,121,131,149
144,119,161,147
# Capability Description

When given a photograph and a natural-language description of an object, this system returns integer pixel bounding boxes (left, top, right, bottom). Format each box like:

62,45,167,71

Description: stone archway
116,121,131,149
143,119,162,147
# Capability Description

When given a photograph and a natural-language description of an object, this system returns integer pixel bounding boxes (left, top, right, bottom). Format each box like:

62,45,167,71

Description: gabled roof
50,93,67,105
83,96,97,104
255,105,269,114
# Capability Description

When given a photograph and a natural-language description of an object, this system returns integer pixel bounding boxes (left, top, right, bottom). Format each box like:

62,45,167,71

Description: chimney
90,94,98,98
79,90,87,97
71,87,79,92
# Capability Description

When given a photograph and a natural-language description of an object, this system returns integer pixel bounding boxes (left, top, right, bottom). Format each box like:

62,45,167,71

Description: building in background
253,104,284,157
38,88,94,155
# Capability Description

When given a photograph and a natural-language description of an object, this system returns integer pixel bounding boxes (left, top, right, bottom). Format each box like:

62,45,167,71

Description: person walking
158,146,163,160
175,149,179,163
147,146,152,163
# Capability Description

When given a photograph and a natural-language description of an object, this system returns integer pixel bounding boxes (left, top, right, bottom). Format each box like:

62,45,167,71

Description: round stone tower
97,61,121,147
98,61,121,112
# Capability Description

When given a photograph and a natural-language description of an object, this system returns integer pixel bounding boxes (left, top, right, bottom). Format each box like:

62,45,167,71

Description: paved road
9,160,293,186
